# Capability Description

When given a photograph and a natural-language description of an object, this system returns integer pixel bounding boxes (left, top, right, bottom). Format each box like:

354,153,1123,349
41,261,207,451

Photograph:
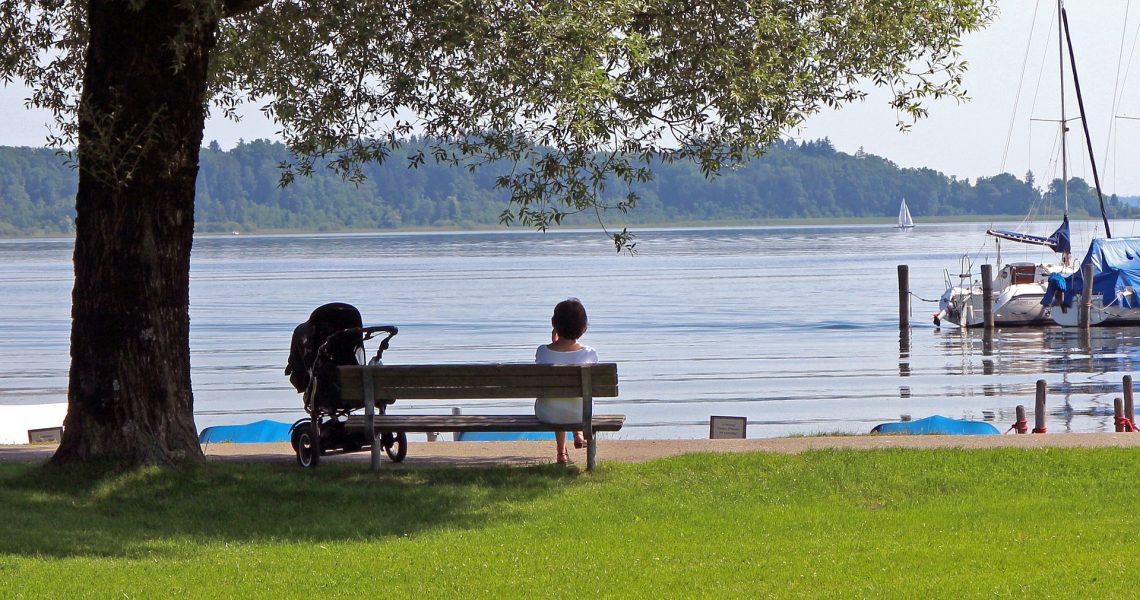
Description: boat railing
948,254,975,290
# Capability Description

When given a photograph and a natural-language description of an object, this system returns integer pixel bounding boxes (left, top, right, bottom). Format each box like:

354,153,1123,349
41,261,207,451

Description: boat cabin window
1011,265,1037,285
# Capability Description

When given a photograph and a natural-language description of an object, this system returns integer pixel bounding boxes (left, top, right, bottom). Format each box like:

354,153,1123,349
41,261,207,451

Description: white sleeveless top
534,345,598,425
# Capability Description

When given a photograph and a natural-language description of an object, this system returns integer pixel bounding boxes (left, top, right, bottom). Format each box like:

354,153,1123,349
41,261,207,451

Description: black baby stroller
285,302,406,467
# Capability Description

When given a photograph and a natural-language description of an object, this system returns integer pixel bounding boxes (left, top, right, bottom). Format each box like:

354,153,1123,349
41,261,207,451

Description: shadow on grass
0,460,581,559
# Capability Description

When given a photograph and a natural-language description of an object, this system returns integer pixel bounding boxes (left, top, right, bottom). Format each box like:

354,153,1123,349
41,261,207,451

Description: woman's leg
556,430,569,463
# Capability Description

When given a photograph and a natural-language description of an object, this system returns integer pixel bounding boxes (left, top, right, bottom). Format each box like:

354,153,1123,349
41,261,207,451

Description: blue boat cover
871,415,999,435
1041,237,1140,309
987,216,1071,255
198,419,293,444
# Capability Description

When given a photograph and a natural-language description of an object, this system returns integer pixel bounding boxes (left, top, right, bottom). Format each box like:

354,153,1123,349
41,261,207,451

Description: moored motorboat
936,256,1073,327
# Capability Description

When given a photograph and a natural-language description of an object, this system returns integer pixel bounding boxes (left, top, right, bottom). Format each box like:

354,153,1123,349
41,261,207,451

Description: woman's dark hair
552,298,588,340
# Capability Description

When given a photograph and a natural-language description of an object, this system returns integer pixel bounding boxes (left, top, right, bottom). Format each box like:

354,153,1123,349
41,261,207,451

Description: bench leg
370,428,381,471
586,437,597,471
363,369,380,472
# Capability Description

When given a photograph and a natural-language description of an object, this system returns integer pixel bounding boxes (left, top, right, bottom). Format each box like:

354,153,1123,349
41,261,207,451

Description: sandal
574,435,587,449
557,451,570,464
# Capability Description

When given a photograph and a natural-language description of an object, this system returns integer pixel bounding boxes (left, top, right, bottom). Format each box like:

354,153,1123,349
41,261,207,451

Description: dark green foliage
0,146,79,235
3,137,1137,236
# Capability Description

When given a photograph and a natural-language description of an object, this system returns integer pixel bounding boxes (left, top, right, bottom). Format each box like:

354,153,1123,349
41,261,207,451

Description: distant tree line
2,138,1137,236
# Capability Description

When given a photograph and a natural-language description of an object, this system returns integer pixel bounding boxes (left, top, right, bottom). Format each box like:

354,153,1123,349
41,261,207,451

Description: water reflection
898,329,911,377
933,325,1140,432
935,326,1140,376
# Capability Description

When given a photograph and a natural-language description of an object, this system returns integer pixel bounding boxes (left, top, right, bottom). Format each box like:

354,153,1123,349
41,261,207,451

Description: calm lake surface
5,222,1140,439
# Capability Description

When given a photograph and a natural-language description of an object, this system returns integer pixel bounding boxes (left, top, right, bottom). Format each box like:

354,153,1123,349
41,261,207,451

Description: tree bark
53,1,217,465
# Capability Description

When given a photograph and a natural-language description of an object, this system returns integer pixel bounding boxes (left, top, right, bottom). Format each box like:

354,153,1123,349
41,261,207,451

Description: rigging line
1103,0,1133,191
1026,3,1056,194
1119,6,1140,121
1019,125,1063,233
1001,0,1045,173
1114,2,1140,239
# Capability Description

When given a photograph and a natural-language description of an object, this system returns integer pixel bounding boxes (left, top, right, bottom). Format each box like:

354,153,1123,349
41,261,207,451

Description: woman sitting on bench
535,298,598,464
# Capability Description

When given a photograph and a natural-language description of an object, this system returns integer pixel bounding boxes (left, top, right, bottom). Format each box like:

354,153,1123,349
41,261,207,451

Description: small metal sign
709,415,747,439
28,427,63,444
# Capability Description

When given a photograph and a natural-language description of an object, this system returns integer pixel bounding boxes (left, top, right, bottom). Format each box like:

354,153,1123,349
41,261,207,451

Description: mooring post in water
1080,263,1094,328
1114,398,1125,432
1033,379,1047,433
981,263,994,330
898,264,909,329
1014,405,1028,434
1124,375,1135,426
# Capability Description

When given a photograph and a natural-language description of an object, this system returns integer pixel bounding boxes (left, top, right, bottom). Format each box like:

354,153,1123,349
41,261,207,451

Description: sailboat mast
1061,4,1112,238
1058,0,1069,219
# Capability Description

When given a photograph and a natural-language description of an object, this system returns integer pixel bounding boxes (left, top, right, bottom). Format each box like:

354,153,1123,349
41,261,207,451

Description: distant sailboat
897,198,914,229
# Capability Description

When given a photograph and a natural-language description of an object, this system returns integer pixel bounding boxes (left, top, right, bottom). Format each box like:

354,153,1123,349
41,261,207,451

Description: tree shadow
0,461,583,558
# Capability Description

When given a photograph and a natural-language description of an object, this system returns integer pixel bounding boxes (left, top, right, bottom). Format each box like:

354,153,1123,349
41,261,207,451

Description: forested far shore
2,138,1137,236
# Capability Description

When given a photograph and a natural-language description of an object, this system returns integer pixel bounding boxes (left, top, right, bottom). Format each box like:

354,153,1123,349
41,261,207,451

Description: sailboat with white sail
897,198,915,229
935,0,1090,328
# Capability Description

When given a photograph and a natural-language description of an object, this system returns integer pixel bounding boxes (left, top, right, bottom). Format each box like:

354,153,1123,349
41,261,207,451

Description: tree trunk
53,1,217,465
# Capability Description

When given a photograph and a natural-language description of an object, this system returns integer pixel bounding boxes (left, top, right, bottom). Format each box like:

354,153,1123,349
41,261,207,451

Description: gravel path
4,433,1140,468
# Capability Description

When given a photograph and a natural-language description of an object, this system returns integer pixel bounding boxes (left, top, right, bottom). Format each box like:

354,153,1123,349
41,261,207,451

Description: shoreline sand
4,432,1140,468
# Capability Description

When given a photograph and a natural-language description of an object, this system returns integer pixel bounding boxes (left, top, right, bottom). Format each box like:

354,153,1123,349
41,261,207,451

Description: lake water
4,222,1140,439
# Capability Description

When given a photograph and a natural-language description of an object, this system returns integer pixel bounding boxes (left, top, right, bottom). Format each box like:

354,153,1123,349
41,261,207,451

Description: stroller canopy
285,302,363,393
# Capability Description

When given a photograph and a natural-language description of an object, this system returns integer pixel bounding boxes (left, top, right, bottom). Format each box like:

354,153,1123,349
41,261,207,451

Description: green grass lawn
3,448,1139,598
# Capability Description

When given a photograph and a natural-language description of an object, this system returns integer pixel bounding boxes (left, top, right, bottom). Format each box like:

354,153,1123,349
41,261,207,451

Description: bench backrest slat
338,363,618,403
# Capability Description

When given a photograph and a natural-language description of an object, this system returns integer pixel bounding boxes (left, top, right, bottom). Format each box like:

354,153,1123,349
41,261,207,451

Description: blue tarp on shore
871,415,999,435
198,419,294,444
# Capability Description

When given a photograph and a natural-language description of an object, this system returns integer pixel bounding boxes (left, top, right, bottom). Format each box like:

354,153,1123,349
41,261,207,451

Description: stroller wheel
295,422,321,468
384,431,408,463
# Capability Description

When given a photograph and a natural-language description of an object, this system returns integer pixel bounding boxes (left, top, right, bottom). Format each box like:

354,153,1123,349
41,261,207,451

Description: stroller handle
362,325,398,363
318,325,399,364
361,325,399,338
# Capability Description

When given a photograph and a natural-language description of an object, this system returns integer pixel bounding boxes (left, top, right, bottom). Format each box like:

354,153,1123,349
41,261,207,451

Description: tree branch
224,0,272,19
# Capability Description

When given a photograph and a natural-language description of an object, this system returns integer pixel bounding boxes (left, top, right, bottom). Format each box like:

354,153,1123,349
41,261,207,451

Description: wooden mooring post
1080,263,1094,328
1125,375,1135,426
1014,405,1028,434
1115,398,1126,432
981,264,994,330
1033,379,1047,433
898,264,909,329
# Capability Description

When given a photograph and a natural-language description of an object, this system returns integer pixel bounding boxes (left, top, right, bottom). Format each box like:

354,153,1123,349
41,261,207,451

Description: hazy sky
799,1,1140,196
3,1,1140,193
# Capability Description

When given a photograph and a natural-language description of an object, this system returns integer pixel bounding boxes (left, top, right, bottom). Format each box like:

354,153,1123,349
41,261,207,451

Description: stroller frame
286,303,404,468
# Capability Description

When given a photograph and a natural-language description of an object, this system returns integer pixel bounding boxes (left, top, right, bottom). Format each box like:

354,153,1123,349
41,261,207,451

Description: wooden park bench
338,362,623,471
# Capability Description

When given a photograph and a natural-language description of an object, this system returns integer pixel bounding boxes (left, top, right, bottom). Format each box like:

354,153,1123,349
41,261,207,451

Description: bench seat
345,414,626,433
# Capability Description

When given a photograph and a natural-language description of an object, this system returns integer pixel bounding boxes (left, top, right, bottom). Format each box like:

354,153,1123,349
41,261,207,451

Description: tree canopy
6,0,997,245
0,0,997,465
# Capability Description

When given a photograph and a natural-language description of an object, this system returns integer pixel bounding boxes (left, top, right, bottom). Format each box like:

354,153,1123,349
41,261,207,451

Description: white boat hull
936,262,1073,328
938,285,1050,327
1048,300,1140,327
